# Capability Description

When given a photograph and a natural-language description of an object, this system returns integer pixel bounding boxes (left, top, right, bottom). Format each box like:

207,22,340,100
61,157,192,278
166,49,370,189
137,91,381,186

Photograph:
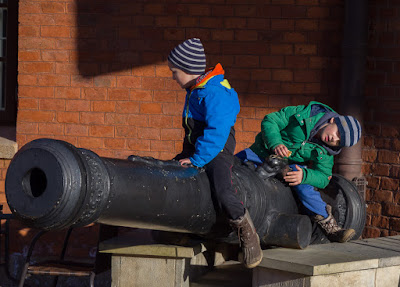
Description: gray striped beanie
168,38,206,75
334,116,362,147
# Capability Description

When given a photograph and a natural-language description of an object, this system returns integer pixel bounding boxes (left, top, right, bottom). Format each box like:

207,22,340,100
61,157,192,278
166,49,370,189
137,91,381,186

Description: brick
295,44,317,55
362,149,378,162
116,102,139,114
131,90,153,102
105,114,129,125
55,87,81,99
57,112,80,124
235,30,259,42
199,16,224,28
65,124,88,136
307,7,330,18
372,189,394,202
384,203,400,217
160,129,182,141
55,63,79,75
371,215,389,229
282,6,307,18
19,110,55,122
153,91,177,103
19,98,38,110
41,2,65,13
271,19,295,30
270,44,293,55
19,86,54,99
80,113,105,125
132,66,155,77
127,139,151,151
38,123,64,135
104,138,126,150
93,101,116,113
281,83,305,94
362,227,381,238
367,176,380,189
224,17,247,29
151,140,175,152
164,28,186,41
367,202,382,215
295,19,318,31
382,177,399,191
116,126,138,138
234,55,259,68
94,76,116,88
294,70,321,82
155,15,177,27
127,115,149,127
149,115,173,129
20,62,54,74
242,119,262,132
260,56,285,68
117,76,141,88
137,127,161,140
41,50,69,62
272,70,293,81
250,69,272,81
142,77,165,90
283,32,306,43
108,89,130,101
82,88,107,101
71,75,94,88
19,50,41,61
18,74,38,86
38,75,70,86
41,26,70,38
391,218,400,232
391,165,400,178
39,99,65,111
378,150,400,164
163,103,183,116
178,16,199,27
89,126,114,138
17,122,38,134
188,4,211,16
66,100,90,112
78,137,104,149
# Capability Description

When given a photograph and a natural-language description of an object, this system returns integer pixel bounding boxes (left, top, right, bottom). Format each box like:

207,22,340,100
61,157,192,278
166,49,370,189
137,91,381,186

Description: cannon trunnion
5,139,366,249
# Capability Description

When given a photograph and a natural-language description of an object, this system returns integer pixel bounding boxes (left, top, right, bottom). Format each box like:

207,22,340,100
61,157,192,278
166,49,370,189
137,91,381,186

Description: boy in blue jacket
168,38,262,268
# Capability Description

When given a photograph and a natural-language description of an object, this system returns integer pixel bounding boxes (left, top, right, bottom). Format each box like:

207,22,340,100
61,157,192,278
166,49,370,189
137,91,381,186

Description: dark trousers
205,152,245,220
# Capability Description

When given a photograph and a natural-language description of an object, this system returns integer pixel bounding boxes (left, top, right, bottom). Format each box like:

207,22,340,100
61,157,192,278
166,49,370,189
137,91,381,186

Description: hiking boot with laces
313,205,355,243
230,209,263,268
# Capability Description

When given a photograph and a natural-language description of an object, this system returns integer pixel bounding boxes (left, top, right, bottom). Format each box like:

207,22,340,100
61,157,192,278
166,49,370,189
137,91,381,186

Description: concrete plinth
99,230,229,287
254,235,400,287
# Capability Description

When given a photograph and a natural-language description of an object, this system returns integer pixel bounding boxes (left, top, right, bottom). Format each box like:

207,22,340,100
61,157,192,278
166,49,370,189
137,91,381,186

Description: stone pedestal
99,230,230,287
254,235,400,287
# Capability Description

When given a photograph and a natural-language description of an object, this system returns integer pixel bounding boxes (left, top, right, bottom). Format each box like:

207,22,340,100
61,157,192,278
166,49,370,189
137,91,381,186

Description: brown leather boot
230,209,263,268
313,205,355,243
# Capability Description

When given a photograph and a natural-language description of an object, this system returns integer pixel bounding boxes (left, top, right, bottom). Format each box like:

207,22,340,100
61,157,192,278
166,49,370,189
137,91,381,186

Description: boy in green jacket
236,101,362,243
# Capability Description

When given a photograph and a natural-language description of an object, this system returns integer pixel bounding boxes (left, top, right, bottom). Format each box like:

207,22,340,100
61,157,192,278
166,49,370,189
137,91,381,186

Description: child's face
168,62,198,89
318,117,341,147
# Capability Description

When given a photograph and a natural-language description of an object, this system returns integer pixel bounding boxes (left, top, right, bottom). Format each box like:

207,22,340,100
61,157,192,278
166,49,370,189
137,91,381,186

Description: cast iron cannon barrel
5,139,366,249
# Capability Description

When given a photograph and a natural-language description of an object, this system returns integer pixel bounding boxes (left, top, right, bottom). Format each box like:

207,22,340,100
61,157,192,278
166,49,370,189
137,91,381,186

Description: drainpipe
335,0,368,194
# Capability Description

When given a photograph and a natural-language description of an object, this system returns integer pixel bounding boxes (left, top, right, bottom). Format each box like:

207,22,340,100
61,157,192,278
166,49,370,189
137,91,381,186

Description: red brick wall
363,1,400,238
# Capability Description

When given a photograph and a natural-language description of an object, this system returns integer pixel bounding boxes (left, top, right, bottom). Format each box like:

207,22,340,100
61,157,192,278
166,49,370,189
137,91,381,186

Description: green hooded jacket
249,101,337,189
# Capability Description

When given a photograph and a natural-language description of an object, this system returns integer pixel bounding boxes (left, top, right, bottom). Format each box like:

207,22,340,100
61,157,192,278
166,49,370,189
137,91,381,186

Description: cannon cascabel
5,138,366,249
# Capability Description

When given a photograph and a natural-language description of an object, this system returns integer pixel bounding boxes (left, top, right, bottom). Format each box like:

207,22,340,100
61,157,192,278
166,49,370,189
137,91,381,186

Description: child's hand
283,165,303,186
179,158,192,166
274,144,291,157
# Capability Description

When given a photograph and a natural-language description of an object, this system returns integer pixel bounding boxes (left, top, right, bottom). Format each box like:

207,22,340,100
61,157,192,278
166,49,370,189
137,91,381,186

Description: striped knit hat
168,38,206,75
334,116,362,147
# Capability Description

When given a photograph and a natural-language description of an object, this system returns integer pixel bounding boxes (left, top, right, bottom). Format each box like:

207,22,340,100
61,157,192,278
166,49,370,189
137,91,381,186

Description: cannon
5,139,366,249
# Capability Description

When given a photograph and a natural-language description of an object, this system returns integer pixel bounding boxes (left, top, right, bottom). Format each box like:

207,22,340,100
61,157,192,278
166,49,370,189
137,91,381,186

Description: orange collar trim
190,63,225,91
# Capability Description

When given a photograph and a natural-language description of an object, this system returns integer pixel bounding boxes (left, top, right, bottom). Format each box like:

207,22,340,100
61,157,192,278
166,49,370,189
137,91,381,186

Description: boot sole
245,253,263,269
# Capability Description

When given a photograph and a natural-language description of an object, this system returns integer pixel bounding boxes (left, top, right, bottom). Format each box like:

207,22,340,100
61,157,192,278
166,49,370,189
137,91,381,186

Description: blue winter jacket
182,64,240,167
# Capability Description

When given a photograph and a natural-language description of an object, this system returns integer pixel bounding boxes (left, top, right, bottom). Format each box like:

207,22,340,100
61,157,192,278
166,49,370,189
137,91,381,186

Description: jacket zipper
185,91,193,145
